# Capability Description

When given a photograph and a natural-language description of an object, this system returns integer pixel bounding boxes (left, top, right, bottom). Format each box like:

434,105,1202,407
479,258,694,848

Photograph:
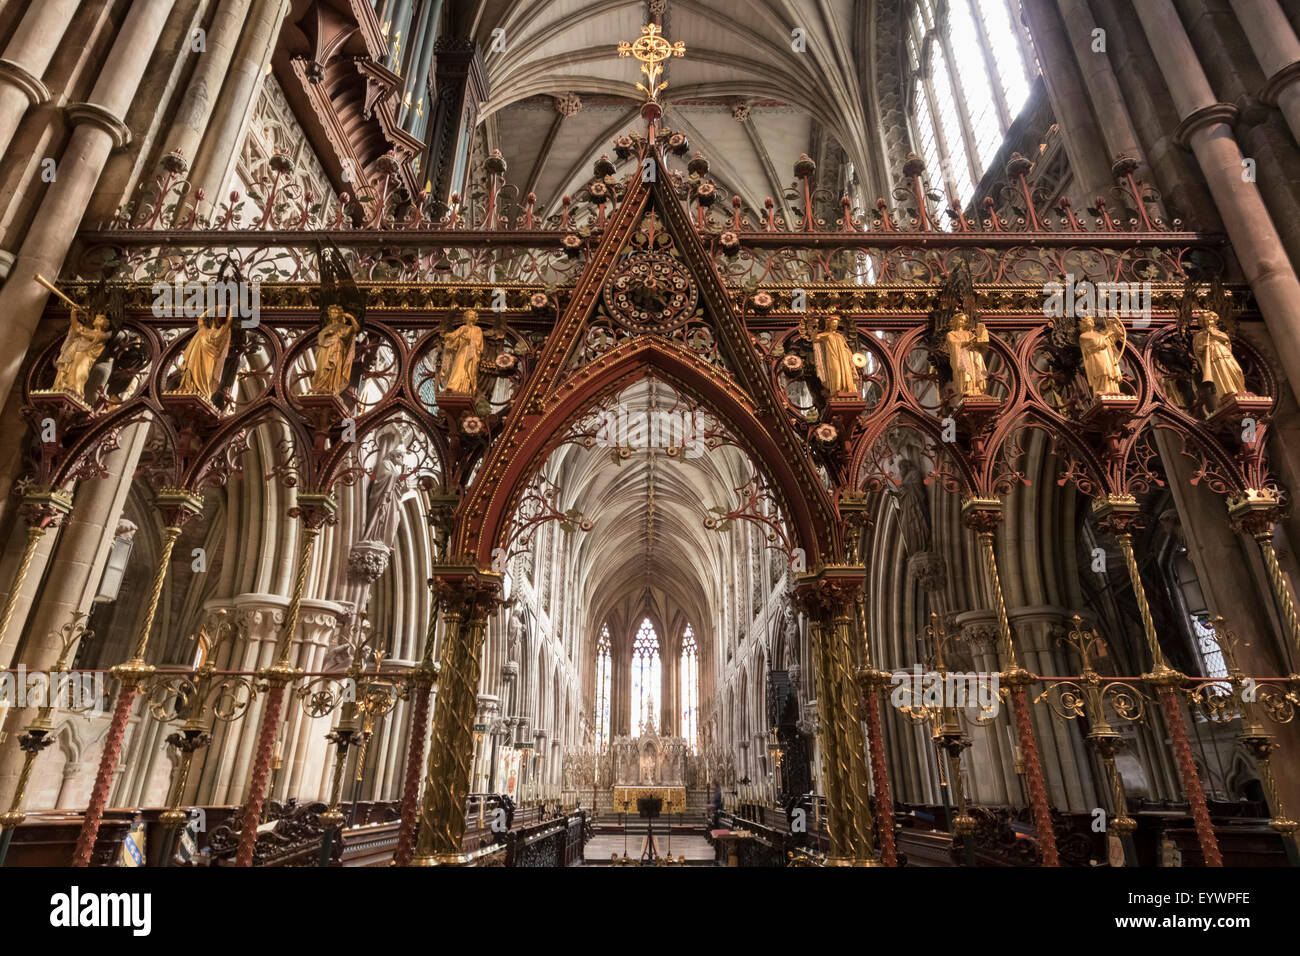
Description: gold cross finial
617,23,686,103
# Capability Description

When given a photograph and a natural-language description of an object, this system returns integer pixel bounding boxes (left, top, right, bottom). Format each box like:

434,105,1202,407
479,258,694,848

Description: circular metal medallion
602,251,698,334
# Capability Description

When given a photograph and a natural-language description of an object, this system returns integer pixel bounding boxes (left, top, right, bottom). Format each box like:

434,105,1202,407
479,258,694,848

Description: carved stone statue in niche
1077,314,1126,398
507,610,524,664
360,436,408,547
781,609,799,669
1192,309,1247,407
893,453,931,554
439,308,484,394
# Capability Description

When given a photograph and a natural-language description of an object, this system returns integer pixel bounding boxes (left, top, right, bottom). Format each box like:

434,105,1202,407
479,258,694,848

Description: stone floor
583,832,716,864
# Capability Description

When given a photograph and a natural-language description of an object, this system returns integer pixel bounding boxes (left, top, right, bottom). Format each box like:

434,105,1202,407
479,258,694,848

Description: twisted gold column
829,607,876,861
0,488,73,649
0,527,46,644
412,570,500,865
808,616,850,861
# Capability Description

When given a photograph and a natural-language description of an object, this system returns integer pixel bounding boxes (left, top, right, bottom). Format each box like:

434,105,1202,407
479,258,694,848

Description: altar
612,786,687,814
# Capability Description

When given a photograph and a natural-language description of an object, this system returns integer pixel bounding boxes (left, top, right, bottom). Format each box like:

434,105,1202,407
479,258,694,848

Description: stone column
1135,0,1300,402
157,0,254,205
1230,0,1300,143
186,0,288,218
1057,0,1146,169
0,0,175,407
1020,0,1117,204
0,0,79,158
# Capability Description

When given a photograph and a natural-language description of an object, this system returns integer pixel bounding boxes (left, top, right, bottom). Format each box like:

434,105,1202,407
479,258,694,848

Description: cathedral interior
2,0,1300,882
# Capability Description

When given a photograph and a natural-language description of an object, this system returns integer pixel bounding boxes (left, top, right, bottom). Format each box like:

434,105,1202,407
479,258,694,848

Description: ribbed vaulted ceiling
467,0,883,221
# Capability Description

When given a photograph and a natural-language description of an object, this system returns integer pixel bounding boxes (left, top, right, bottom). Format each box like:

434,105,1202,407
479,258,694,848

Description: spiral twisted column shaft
394,673,433,865
233,519,324,867
808,617,850,860
233,683,286,867
861,679,897,865
0,526,45,645
72,521,184,866
1158,687,1224,866
413,605,482,863
70,684,136,866
1254,533,1300,658
829,609,876,862
964,501,1061,867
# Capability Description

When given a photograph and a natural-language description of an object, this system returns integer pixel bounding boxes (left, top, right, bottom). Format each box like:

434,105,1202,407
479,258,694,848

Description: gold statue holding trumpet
35,274,113,402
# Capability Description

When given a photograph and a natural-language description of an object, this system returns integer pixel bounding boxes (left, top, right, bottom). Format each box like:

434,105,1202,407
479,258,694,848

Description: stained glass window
631,618,661,737
681,625,700,752
906,0,1039,215
595,624,611,751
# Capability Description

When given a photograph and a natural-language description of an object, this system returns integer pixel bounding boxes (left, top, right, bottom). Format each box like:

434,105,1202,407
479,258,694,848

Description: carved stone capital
907,551,947,592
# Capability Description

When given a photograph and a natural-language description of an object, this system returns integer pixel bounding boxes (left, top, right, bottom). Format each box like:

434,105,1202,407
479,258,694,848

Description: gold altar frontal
613,786,686,814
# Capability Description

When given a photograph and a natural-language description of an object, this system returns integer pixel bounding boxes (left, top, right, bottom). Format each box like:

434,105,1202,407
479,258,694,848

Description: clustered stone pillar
0,0,79,159
233,492,336,867
1229,0,1300,145
1134,0,1300,404
155,0,255,205
412,568,501,865
393,576,442,867
186,0,289,217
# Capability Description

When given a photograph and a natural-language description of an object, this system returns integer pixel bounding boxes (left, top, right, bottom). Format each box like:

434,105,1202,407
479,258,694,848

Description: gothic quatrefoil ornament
602,251,699,334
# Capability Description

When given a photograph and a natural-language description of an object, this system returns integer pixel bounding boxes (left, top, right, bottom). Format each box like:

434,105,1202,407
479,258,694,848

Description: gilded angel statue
35,274,113,400
310,304,360,395
1077,314,1126,398
1192,309,1246,406
439,308,484,394
176,307,235,400
810,315,860,396
943,310,990,397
